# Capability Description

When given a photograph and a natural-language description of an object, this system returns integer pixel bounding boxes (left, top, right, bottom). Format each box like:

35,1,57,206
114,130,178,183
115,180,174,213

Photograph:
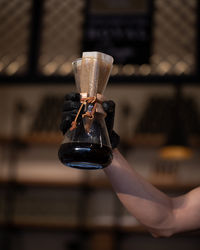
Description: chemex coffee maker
58,51,114,169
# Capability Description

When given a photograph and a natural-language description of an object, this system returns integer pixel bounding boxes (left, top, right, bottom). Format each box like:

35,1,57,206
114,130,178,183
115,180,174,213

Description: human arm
60,93,200,237
104,149,200,237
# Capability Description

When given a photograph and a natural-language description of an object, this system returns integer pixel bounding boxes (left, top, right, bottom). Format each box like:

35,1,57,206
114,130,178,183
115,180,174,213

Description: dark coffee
58,142,113,169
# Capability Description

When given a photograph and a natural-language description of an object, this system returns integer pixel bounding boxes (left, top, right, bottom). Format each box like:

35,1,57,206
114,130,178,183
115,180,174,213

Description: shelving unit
1,133,200,189
1,133,200,217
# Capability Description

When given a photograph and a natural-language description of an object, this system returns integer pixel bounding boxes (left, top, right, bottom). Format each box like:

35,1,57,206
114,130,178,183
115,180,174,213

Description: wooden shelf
0,170,199,191
122,133,200,147
0,219,146,233
1,132,200,147
1,133,200,191
121,133,165,147
0,132,63,146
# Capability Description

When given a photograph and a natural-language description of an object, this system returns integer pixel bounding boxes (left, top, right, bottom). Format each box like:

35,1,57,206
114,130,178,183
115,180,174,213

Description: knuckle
103,100,115,112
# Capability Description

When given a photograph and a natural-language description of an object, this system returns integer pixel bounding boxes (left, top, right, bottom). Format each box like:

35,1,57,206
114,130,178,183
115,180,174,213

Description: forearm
104,149,175,237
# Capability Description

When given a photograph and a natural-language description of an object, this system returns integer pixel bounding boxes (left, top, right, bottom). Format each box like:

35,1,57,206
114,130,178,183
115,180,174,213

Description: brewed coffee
58,142,113,169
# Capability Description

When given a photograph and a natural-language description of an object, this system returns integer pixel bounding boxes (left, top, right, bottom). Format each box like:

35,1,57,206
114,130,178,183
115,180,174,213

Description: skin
104,149,200,238
63,94,200,237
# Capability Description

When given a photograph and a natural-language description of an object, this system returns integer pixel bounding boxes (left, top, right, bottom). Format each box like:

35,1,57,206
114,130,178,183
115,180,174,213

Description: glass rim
72,58,82,65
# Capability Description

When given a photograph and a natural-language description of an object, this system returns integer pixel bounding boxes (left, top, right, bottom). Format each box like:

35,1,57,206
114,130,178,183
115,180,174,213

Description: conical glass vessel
58,52,114,169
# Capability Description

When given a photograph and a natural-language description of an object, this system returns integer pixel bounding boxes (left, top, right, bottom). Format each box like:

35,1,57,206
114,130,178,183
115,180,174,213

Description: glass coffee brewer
58,52,114,169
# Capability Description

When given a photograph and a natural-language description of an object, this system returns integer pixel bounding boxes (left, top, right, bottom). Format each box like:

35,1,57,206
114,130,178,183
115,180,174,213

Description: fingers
60,119,70,135
60,93,81,134
63,100,81,111
102,100,115,114
64,92,80,101
60,110,77,134
63,93,81,111
61,111,77,121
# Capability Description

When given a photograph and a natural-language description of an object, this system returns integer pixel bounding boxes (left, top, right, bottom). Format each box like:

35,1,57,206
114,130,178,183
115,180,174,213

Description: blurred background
1,0,200,249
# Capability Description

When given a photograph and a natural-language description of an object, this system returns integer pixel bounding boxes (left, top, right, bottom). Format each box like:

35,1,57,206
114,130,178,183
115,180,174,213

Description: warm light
158,61,171,74
174,61,188,74
139,64,151,75
59,62,72,75
110,64,119,76
122,64,135,75
43,62,58,75
159,145,193,160
6,61,19,75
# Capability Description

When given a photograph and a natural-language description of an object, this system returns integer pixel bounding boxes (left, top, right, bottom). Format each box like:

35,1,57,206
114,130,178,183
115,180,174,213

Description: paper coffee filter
82,51,113,64
80,56,99,96
79,52,113,96
98,59,113,94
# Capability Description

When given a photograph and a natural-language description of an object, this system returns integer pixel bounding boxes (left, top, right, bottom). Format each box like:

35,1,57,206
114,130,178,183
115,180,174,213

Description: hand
60,92,120,149
60,92,81,135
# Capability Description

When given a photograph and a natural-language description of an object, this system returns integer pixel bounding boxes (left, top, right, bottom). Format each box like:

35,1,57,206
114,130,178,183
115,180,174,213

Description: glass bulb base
58,142,113,170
